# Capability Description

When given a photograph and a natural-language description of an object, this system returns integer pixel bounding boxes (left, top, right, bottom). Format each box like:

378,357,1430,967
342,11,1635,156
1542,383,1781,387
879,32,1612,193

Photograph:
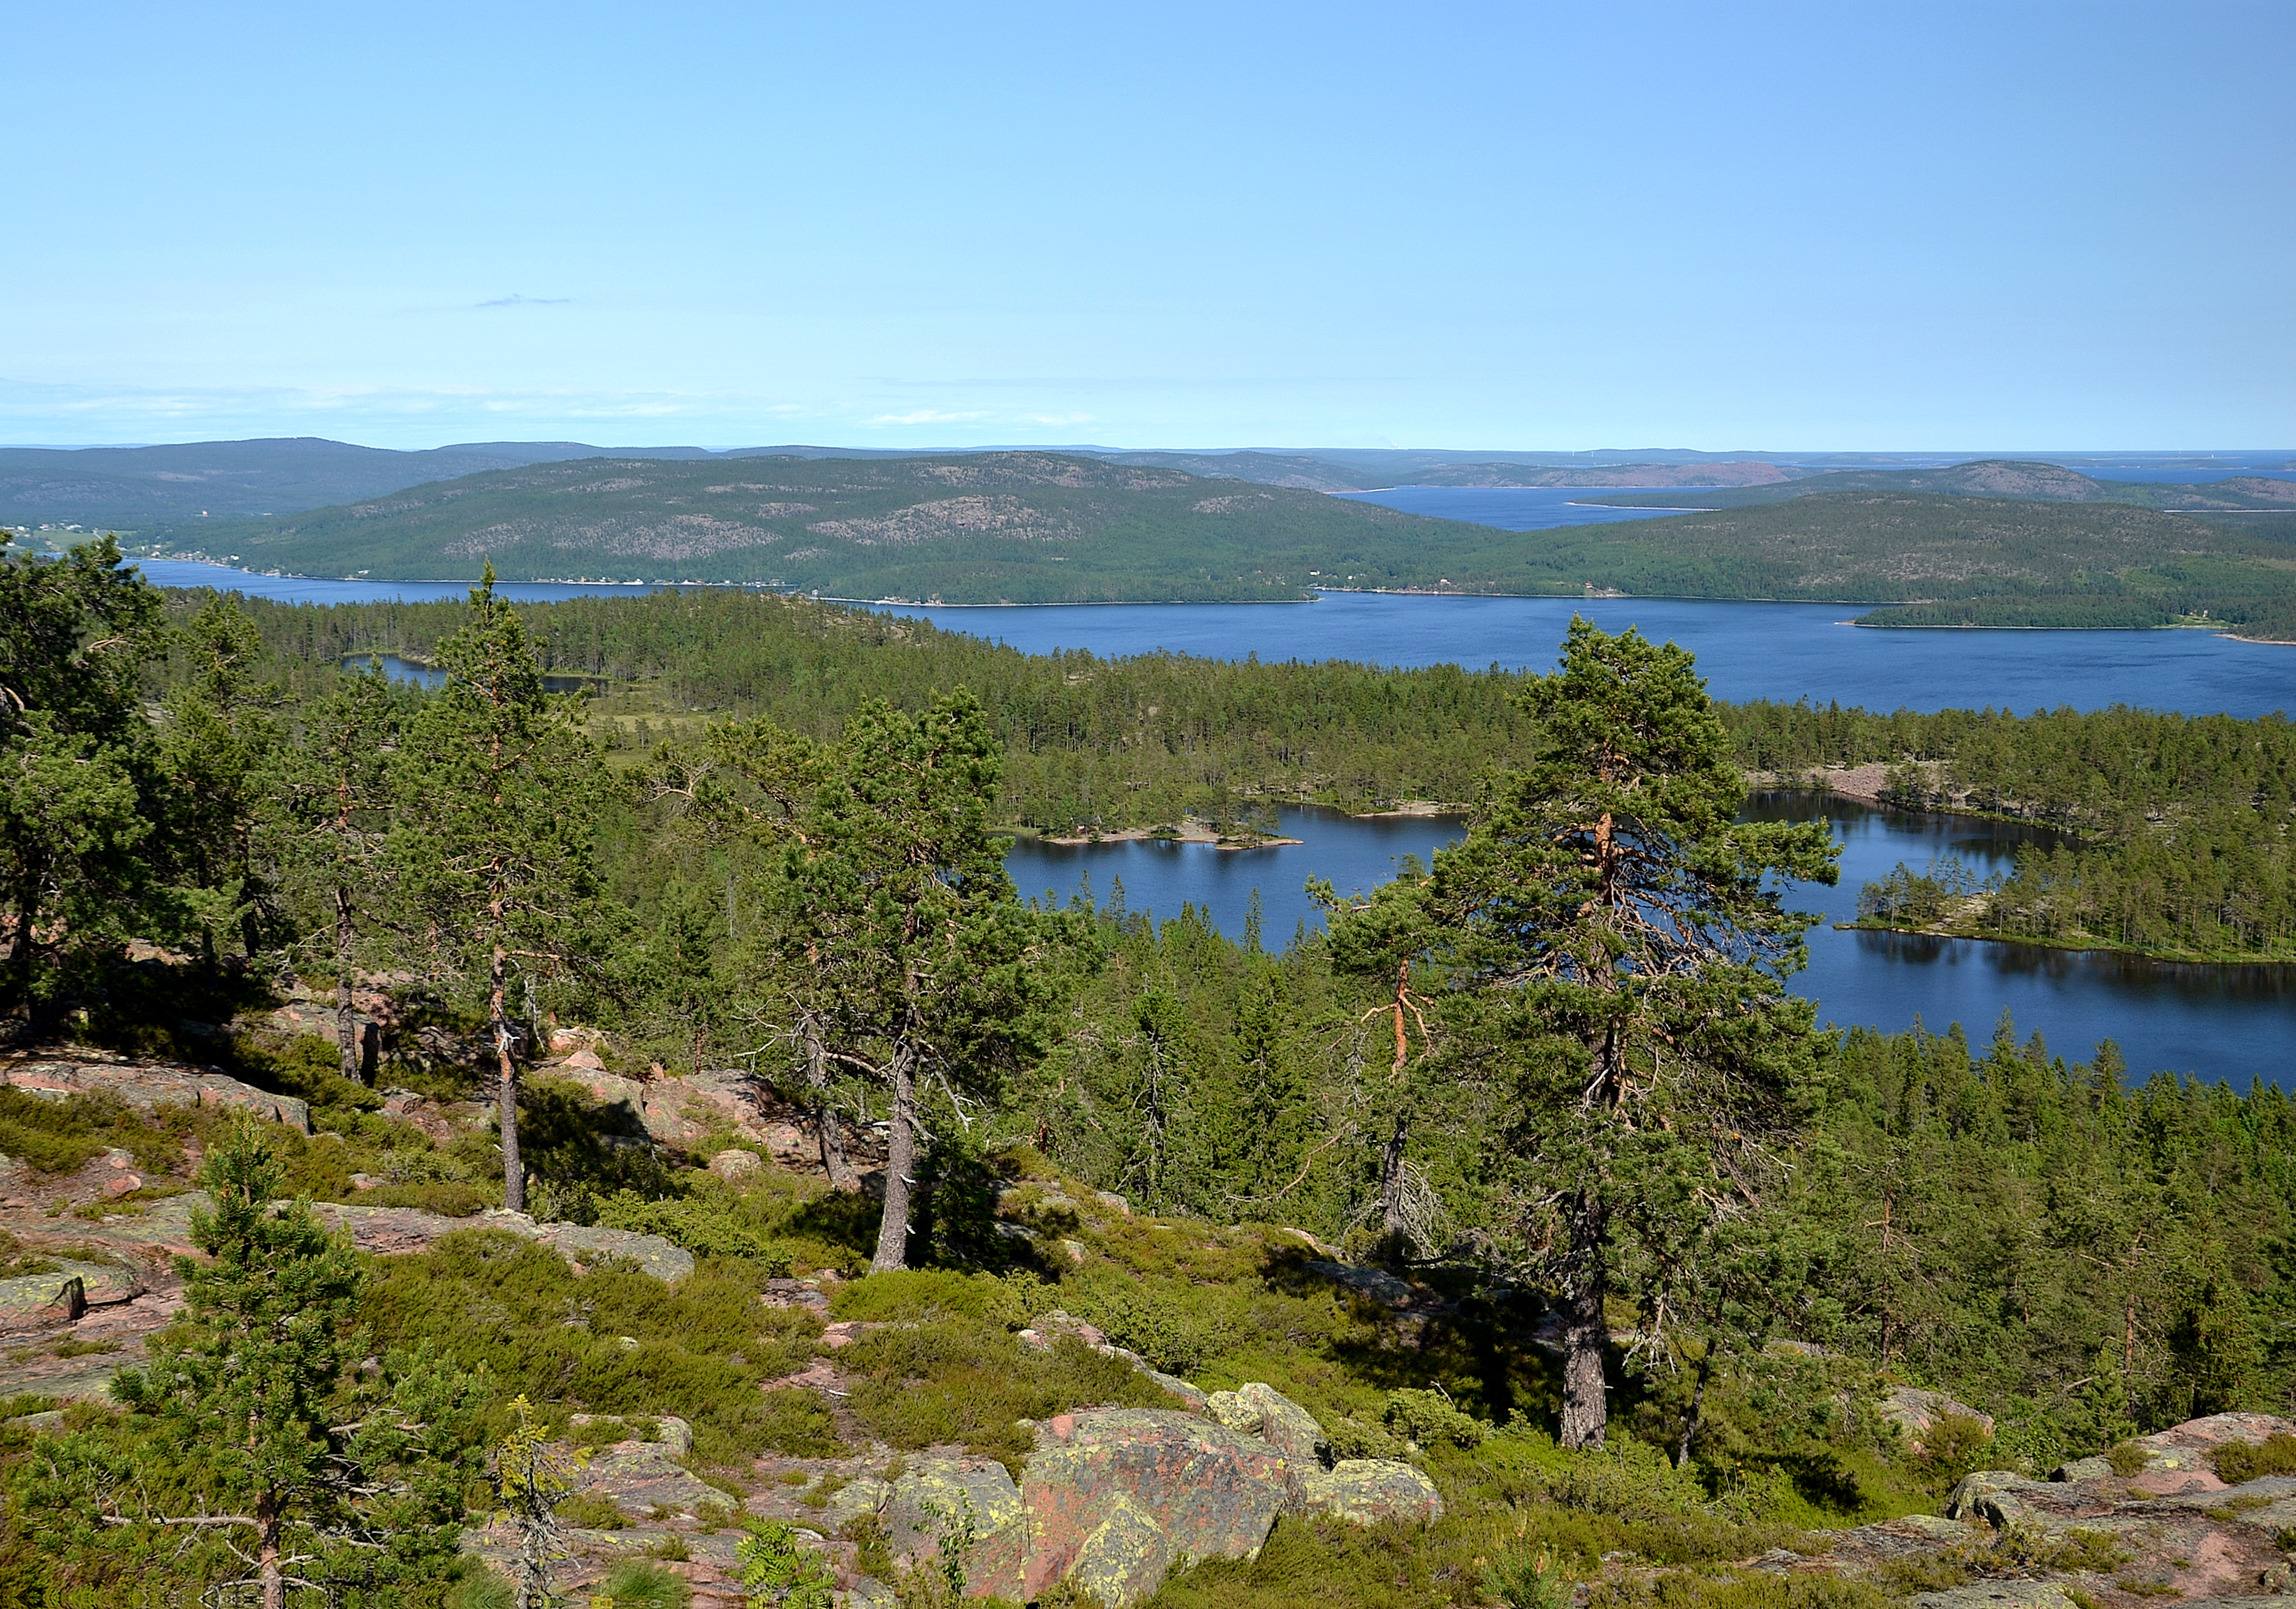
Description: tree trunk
492,943,524,1214
806,1017,859,1192
1559,1186,1611,1450
1377,1112,1411,1254
334,884,360,1082
872,1050,920,1272
1675,1349,1711,1468
258,1494,284,1609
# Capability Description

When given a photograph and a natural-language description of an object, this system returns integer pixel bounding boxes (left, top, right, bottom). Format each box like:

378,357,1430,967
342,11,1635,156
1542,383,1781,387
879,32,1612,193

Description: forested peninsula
4,539,2295,1608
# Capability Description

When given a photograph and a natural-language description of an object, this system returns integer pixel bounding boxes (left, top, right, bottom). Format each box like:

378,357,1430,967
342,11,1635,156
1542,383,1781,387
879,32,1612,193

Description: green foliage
840,1319,1165,1467
362,1228,836,1467
1382,1388,1488,1449
1483,1542,1570,1609
0,534,170,1001
828,1268,1031,1326
555,1490,627,1529
738,1519,837,1609
2214,1430,2296,1483
24,1120,488,1601
593,1188,796,1269
597,1558,692,1608
0,1086,187,1177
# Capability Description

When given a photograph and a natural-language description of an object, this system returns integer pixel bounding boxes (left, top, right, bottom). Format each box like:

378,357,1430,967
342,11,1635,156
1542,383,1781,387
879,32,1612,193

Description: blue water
879,593,2296,719
1331,485,1704,529
1010,794,2293,1088
138,558,743,605
205,564,2296,1089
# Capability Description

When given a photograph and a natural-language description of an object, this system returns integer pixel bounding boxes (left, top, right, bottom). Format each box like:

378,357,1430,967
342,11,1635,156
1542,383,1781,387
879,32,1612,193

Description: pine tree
0,535,166,1004
783,693,1071,1270
46,1122,485,1609
391,568,604,1212
264,661,401,1080
1419,619,1838,1448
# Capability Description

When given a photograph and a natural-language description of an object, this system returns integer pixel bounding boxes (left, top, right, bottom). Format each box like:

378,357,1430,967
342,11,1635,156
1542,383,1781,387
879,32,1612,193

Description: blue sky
6,1,2290,451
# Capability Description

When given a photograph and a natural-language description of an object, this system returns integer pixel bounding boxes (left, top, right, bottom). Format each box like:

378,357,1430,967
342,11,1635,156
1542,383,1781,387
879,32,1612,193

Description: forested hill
1588,457,2296,513
111,460,2296,628
168,451,1485,603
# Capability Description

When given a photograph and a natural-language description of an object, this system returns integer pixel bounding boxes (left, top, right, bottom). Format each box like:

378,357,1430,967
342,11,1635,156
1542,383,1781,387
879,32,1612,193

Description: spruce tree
1420,619,1837,1448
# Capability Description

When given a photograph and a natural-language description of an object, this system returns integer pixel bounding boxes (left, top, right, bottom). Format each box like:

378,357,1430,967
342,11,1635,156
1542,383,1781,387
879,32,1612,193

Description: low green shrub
356,1179,493,1216
830,1268,1028,1327
557,1490,627,1529
841,1321,1167,1467
1060,1270,1240,1374
0,1087,187,1177
2213,1431,2296,1484
1383,1388,1487,1449
594,1189,795,1268
597,1558,691,1608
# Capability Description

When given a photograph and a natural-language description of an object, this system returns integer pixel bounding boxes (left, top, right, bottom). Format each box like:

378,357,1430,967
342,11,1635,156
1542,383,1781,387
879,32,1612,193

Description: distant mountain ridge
8,436,2290,537
168,450,1482,603
1588,460,2296,513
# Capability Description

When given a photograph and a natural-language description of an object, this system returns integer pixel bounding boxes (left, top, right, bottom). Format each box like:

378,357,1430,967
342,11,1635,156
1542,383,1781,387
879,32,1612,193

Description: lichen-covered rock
1909,1584,2077,1609
1944,1469,2055,1527
519,1219,696,1284
2051,1454,2113,1483
1020,1409,1292,1606
887,1457,1026,1588
0,1049,310,1133
1204,1390,1259,1437
1236,1383,1328,1467
1146,1370,1207,1411
0,1257,146,1333
710,1148,762,1182
2120,1411,2296,1494
1298,1459,1441,1525
1880,1386,1995,1450
577,1435,726,1518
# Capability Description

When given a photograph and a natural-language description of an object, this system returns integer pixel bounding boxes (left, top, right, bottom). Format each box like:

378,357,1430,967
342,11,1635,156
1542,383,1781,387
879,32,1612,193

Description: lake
1010,795,2296,1089
176,558,2296,1088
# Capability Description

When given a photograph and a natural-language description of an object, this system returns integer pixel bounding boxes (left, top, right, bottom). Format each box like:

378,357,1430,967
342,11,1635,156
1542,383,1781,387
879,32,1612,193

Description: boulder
710,1148,763,1182
577,1435,725,1518
0,1258,146,1334
1945,1470,2055,1527
1297,1459,1442,1526
1205,1390,1259,1437
1880,1386,1995,1450
833,1457,1027,1591
529,1222,696,1284
0,1049,309,1133
1020,1409,1294,1606
1236,1383,1328,1467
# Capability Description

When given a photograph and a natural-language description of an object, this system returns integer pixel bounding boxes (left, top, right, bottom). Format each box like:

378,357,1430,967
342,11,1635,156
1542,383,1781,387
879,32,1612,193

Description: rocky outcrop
0,1258,145,1333
1772,1416,2296,1607
573,1417,727,1519
0,1046,309,1133
826,1455,1028,1589
1018,1409,1296,1606
1881,1386,1996,1451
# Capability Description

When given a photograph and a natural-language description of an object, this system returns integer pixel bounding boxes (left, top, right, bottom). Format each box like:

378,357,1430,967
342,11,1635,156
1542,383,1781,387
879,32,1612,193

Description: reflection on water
1007,805,1460,945
1007,791,2293,1089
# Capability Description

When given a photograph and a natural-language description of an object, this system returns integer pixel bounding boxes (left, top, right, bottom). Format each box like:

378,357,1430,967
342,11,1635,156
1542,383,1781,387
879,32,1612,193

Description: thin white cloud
476,294,572,309
867,409,992,427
